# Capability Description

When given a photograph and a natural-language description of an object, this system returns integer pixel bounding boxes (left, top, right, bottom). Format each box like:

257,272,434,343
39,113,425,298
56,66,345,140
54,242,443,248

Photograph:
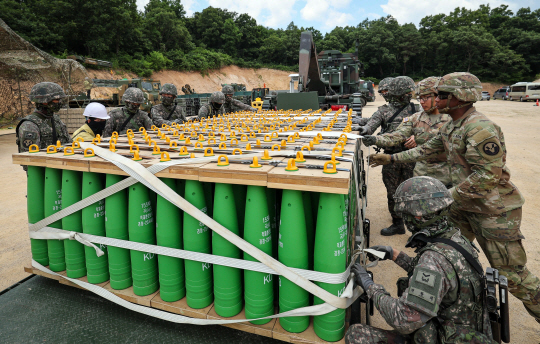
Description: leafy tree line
1,0,539,82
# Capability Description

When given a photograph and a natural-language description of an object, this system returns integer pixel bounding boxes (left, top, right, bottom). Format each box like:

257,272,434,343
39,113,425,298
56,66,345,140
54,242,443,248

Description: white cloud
380,0,519,25
300,0,355,29
208,0,298,27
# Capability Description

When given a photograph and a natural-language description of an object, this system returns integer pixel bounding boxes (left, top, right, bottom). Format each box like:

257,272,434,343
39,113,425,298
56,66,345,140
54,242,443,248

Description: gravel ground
1,97,538,341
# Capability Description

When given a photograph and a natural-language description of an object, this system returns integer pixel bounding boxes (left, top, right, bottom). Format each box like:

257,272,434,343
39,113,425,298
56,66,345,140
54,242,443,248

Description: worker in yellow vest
72,102,110,141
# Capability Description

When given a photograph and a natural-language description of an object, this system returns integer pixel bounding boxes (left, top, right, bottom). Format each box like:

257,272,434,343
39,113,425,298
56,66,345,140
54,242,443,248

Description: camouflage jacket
72,123,95,142
376,111,452,186
151,103,186,127
352,116,369,125
363,102,420,153
367,229,493,343
223,99,256,113
102,107,153,137
393,107,524,215
198,103,225,119
16,111,71,152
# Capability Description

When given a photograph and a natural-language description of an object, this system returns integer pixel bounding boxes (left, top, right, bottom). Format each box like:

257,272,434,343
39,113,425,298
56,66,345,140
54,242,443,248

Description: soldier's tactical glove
367,245,393,261
362,135,377,147
351,264,374,292
351,126,361,131
368,154,392,167
358,126,369,135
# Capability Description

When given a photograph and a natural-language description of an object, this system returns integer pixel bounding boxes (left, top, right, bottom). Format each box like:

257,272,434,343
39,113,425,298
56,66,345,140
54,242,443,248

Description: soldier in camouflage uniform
360,76,420,236
369,72,540,323
198,91,226,119
352,77,394,126
221,85,257,113
347,176,494,344
16,82,71,153
151,83,186,127
102,87,153,137
362,77,452,187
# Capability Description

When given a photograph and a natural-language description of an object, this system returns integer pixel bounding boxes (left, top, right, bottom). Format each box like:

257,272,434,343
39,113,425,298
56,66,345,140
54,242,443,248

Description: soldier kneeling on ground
222,85,257,113
16,82,72,154
151,83,186,127
71,102,110,141
102,87,153,137
346,176,495,344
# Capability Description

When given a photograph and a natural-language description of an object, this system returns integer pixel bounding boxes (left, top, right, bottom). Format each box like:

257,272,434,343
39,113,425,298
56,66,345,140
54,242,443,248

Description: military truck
262,31,367,114
68,78,161,112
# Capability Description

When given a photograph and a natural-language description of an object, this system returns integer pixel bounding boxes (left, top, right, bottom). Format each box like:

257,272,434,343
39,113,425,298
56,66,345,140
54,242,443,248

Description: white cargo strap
79,142,354,309
31,260,361,324
30,226,354,285
30,230,105,257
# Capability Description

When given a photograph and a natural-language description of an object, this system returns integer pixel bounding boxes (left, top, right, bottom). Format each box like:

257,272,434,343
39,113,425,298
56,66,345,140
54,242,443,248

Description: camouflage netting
0,18,89,121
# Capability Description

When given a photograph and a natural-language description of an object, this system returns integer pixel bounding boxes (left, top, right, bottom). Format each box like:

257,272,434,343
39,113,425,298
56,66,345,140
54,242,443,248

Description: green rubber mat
0,276,282,344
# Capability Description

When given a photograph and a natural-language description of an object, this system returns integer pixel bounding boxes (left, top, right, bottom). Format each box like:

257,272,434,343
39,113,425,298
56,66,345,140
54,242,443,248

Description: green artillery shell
156,177,185,302
128,182,159,296
232,184,246,238
82,172,109,284
244,185,274,325
105,174,132,290
313,192,347,342
61,170,87,278
27,166,48,265
44,168,65,271
212,183,242,317
183,180,213,309
278,189,310,333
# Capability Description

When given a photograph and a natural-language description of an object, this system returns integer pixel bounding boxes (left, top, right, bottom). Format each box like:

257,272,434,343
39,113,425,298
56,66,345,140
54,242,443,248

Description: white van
508,82,527,101
524,83,540,101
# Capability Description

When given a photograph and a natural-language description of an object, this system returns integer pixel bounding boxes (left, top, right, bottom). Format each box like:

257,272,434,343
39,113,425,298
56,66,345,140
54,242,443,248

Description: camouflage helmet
210,91,225,104
221,85,234,95
436,72,482,102
28,82,66,103
394,176,453,217
388,76,415,96
122,87,145,103
159,83,178,96
378,77,394,93
415,77,440,96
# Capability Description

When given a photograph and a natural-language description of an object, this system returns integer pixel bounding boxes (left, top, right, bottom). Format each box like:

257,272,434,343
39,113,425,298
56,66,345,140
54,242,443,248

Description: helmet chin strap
439,93,473,113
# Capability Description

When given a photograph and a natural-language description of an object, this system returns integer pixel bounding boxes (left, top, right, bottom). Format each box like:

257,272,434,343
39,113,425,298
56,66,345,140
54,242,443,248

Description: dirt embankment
151,65,292,94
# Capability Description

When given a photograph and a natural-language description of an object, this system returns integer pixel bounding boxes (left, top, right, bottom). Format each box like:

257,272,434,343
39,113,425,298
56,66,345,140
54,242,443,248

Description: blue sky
136,0,539,33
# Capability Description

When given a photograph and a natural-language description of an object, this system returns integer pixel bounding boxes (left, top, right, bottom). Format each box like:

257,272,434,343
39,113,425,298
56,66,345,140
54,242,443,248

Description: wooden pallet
24,265,346,343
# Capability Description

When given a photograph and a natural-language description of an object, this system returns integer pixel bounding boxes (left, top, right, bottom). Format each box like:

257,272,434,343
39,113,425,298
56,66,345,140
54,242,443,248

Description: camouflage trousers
382,162,415,219
450,206,540,320
345,324,409,344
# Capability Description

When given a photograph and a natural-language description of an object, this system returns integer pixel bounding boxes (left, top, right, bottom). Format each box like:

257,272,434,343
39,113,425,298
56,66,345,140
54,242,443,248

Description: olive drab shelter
0,18,89,121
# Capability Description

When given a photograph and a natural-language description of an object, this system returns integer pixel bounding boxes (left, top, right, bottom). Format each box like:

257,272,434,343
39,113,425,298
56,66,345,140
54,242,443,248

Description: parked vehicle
523,83,540,102
508,82,527,101
493,86,510,100
480,91,491,101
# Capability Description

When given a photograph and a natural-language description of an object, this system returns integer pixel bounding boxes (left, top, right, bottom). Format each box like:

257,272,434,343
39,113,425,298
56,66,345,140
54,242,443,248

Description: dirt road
1,97,538,340
362,97,540,341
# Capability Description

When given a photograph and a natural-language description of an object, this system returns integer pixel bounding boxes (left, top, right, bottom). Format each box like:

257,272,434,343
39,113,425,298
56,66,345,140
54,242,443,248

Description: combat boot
380,218,405,236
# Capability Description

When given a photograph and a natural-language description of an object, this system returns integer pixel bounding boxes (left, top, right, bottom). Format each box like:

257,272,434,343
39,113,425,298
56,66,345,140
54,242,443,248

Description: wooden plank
12,151,49,167
150,293,213,319
24,265,63,281
272,318,346,344
206,305,277,339
102,284,159,307
46,149,90,172
199,157,284,186
58,275,109,290
267,158,351,194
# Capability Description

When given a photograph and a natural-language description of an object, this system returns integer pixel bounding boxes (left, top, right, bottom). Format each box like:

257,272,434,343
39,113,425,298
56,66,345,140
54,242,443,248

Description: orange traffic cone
535,99,539,107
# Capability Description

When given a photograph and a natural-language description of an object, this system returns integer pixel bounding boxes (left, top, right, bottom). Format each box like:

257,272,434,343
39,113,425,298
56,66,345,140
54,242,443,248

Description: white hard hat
83,102,109,119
